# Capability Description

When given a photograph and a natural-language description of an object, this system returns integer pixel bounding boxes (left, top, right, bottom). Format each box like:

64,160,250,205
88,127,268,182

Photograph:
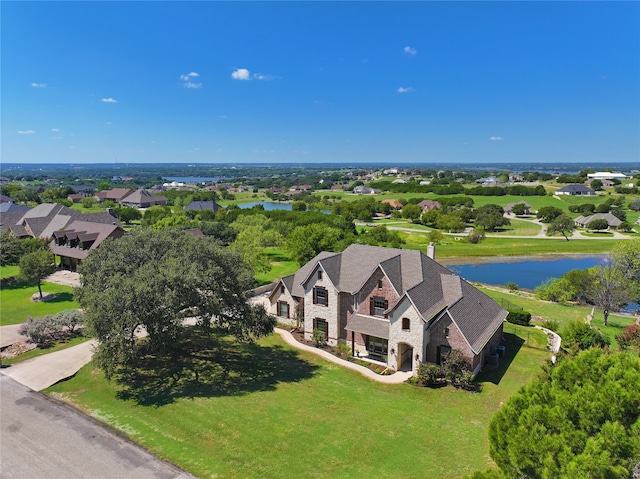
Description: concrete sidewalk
274,328,413,384
2,339,97,391
0,323,29,348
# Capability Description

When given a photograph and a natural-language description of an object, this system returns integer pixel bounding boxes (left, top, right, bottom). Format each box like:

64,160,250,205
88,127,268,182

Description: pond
444,254,609,290
238,202,331,213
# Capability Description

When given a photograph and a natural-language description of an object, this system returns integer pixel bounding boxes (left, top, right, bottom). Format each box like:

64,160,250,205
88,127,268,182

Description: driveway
0,375,196,479
1,339,97,391
0,324,28,349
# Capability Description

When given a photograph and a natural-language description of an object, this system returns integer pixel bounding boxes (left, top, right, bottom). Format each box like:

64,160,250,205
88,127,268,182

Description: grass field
0,281,79,326
255,248,299,285
47,327,549,479
0,265,20,279
479,287,635,347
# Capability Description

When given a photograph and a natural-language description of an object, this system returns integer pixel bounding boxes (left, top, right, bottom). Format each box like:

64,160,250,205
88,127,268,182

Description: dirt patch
1,341,36,359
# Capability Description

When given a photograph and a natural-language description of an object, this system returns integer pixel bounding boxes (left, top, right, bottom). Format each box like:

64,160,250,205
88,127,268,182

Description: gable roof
556,184,595,194
49,220,125,260
575,212,622,227
184,200,221,212
279,244,507,354
120,189,166,206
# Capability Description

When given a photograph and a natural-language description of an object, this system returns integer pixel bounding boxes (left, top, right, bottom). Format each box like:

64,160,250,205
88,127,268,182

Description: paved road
0,375,197,479
1,339,97,391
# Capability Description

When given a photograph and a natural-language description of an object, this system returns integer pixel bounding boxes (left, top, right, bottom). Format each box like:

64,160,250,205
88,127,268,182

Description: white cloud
231,68,251,80
31,82,47,88
489,136,503,141
180,72,202,88
101,98,118,103
18,130,36,134
51,128,60,132
253,73,275,81
403,46,417,55
397,86,415,93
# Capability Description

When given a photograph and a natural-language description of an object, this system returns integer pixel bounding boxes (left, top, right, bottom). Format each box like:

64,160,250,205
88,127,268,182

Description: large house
268,244,507,375
1,203,120,239
119,189,167,208
49,220,125,271
554,184,595,196
574,213,622,230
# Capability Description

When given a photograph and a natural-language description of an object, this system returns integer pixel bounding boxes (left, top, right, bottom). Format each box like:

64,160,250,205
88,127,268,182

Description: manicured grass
405,235,619,258
255,248,299,285
0,281,79,326
479,287,635,347
0,265,19,279
0,334,91,366
492,218,542,236
47,328,549,479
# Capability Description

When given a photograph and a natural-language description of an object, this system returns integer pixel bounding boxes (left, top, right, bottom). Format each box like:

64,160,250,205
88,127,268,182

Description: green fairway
48,328,549,479
479,287,635,347
0,281,79,326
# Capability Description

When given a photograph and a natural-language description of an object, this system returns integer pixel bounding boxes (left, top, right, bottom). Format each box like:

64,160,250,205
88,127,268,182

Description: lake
238,202,331,213
444,254,609,290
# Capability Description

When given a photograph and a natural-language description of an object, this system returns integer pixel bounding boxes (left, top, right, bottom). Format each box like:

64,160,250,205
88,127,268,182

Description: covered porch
345,314,390,363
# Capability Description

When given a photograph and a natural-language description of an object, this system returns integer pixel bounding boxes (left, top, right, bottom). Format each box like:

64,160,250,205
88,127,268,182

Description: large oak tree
77,228,275,379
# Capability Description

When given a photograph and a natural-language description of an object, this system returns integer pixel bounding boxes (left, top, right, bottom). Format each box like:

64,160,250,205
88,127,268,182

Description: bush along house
269,244,507,375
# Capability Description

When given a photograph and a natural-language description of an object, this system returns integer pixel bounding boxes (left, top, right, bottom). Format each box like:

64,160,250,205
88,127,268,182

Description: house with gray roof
50,220,125,271
269,244,507,375
184,200,221,213
119,189,167,208
1,203,120,239
554,184,595,196
574,213,622,229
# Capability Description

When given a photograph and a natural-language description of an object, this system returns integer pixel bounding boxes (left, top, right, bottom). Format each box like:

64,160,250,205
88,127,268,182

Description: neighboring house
70,185,95,196
381,199,403,210
504,201,532,215
587,172,628,181
268,244,507,375
50,220,125,271
555,184,595,196
0,202,31,215
418,200,442,213
574,213,622,229
353,186,380,195
119,189,167,208
0,194,13,203
184,200,221,214
1,203,120,239
67,194,84,203
94,188,134,203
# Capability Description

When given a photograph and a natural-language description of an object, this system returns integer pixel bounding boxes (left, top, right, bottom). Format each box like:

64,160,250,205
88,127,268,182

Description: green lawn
0,281,79,326
479,287,635,347
255,248,299,285
491,218,542,236
404,235,619,258
0,265,20,279
48,328,549,479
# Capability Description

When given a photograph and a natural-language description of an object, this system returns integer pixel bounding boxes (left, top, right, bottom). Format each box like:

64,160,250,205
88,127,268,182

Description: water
239,202,293,211
446,255,607,290
238,202,331,213
163,176,221,183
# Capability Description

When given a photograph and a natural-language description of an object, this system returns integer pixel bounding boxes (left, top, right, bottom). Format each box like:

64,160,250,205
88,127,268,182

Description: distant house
1,203,120,239
574,213,622,229
381,199,403,210
0,202,31,215
0,194,13,203
418,200,442,213
504,201,532,215
67,194,84,203
555,184,595,196
50,221,125,271
268,244,507,375
70,185,95,196
95,188,134,203
119,189,167,208
587,172,628,180
353,186,380,195
184,200,221,214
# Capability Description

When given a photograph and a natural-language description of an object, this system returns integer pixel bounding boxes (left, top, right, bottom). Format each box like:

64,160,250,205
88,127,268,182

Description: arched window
402,317,410,331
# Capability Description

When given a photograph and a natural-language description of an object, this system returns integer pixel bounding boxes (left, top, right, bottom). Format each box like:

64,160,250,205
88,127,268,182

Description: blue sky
2,1,638,165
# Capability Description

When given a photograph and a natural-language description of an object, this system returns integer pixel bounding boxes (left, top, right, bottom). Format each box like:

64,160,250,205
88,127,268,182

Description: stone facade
303,265,341,345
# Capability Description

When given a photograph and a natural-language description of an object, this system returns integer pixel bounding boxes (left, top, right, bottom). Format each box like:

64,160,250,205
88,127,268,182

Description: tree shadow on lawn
476,332,524,386
115,329,319,407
